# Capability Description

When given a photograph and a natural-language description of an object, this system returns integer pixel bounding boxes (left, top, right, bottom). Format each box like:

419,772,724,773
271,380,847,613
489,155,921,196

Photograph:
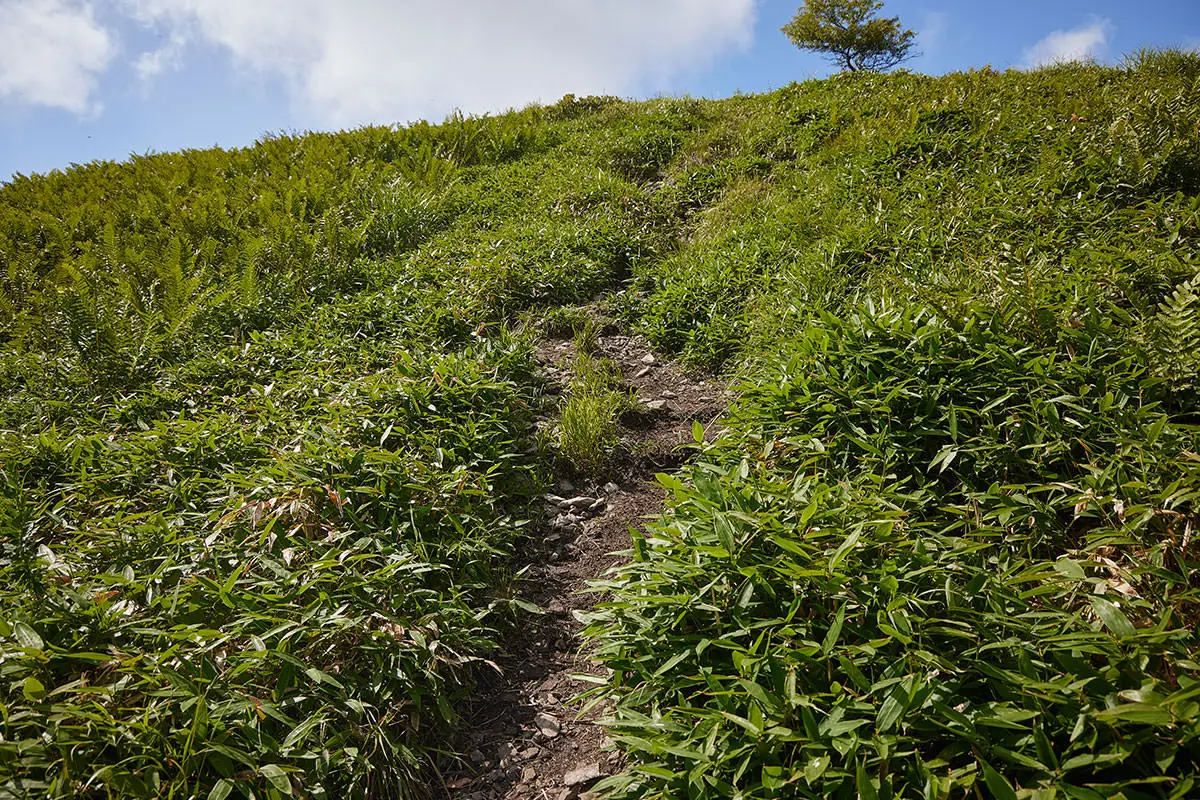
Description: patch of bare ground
441,316,731,800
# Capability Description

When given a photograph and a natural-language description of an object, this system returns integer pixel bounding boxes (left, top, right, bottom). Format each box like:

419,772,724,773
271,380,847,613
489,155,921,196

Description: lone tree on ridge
782,0,917,73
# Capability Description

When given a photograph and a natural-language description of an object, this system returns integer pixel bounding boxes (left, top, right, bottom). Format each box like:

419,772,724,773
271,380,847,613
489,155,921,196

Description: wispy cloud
1021,17,1114,68
135,31,187,81
120,0,757,126
919,11,949,55
0,0,116,115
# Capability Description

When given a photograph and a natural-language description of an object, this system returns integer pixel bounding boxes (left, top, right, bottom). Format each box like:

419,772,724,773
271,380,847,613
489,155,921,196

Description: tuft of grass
571,315,602,356
553,353,630,477
536,305,591,338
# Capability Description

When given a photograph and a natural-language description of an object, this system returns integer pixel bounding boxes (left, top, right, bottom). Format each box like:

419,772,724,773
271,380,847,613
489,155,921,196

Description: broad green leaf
1096,703,1173,726
260,765,292,795
804,755,831,785
828,529,861,573
1090,597,1136,637
22,676,46,702
13,622,43,651
856,759,879,800
980,760,1019,800
1052,559,1086,580
822,604,846,656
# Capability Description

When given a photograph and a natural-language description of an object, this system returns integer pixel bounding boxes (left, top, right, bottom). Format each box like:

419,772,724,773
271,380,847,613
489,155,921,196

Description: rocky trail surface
443,318,730,800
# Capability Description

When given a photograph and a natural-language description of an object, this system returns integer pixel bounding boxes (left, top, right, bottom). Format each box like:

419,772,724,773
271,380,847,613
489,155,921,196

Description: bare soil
442,318,730,800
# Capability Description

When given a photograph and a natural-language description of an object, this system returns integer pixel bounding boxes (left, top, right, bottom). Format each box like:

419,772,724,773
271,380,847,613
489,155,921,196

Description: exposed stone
660,389,677,399
633,366,652,378
561,496,597,511
645,399,668,411
564,762,604,787
534,711,561,738
602,482,620,494
640,353,656,364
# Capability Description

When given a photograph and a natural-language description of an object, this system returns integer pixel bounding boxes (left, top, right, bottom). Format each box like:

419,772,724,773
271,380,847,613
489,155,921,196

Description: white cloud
0,0,116,114
919,11,948,54
120,0,756,126
135,31,187,81
1021,17,1114,68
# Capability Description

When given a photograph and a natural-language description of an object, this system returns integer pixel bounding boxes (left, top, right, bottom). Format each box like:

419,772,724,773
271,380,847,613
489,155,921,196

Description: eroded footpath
444,319,730,800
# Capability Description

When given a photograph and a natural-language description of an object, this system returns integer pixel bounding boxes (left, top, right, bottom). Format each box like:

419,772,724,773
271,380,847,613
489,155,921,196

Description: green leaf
260,765,292,796
1052,559,1086,580
828,529,861,573
209,779,234,800
1096,703,1174,726
804,754,831,785
856,759,878,800
693,420,705,443
718,711,762,736
22,676,46,702
1090,597,1136,637
980,760,1019,800
13,622,43,651
822,604,846,656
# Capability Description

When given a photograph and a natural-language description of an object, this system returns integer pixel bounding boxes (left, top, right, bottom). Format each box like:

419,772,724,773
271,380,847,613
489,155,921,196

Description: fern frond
1148,270,1200,388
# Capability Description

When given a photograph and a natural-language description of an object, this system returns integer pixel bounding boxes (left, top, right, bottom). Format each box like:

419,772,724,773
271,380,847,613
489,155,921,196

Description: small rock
589,498,606,512
521,766,537,784
660,389,677,399
645,399,668,411
469,749,486,763
554,790,572,800
548,599,566,614
534,712,561,738
518,747,540,761
697,395,715,402
546,692,560,705
602,482,620,494
633,366,652,378
561,496,597,511
544,494,566,505
640,353,656,365
564,762,604,787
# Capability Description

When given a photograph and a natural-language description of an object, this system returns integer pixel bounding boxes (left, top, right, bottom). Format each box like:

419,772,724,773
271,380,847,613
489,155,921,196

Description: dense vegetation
2,50,1199,799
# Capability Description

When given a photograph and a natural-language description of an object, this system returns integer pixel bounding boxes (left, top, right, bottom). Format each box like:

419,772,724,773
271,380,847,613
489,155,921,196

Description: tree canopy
782,0,917,73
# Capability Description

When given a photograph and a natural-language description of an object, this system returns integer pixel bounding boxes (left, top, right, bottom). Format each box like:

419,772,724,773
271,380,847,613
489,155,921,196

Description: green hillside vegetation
2,50,1198,798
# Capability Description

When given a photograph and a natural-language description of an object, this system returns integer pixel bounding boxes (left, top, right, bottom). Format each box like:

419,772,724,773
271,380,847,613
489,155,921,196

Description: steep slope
1,51,1198,799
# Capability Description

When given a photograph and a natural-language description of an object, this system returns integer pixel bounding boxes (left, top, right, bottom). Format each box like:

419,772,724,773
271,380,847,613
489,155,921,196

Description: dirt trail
443,318,730,800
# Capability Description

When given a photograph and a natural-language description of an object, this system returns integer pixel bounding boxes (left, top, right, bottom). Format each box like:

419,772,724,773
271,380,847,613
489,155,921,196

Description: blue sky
1,0,1197,183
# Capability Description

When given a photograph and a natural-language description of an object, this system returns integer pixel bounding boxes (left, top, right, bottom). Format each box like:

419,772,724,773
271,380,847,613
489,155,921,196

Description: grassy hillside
2,50,1199,798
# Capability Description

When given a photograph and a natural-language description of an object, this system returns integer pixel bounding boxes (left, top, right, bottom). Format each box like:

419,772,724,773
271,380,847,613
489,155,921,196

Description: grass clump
552,353,630,478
